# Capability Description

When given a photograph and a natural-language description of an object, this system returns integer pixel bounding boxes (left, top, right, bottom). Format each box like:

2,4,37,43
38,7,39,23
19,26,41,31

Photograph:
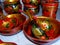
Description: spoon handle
19,9,33,20
25,10,33,20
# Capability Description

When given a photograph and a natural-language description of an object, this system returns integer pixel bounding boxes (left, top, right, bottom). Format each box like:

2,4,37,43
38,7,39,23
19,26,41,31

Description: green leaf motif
5,23,9,28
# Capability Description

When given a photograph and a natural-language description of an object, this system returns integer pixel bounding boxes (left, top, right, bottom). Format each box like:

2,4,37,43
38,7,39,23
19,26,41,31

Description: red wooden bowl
0,14,26,36
23,16,60,45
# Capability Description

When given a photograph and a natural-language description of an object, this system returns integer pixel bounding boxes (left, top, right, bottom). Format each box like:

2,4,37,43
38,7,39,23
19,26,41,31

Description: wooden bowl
23,16,60,45
0,14,26,36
